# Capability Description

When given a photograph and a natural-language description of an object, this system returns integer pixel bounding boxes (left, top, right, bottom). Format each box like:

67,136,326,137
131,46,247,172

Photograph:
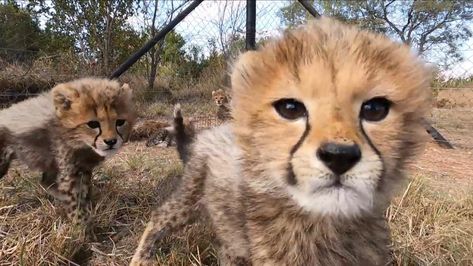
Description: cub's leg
130,155,206,266
218,252,252,266
211,216,251,266
0,147,13,178
55,169,93,223
39,169,64,203
52,145,100,224
205,189,251,265
40,168,59,188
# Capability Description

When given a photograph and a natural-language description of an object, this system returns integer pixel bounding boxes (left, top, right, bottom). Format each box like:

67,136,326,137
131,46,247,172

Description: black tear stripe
358,120,385,190
116,125,124,140
93,127,102,148
286,120,311,185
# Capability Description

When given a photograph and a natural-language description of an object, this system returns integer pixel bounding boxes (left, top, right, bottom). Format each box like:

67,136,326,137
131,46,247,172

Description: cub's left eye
273,98,307,120
87,121,100,129
360,97,392,122
116,119,126,127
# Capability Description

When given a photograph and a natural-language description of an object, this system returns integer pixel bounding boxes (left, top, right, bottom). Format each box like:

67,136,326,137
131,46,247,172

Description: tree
0,1,73,62
137,0,188,90
278,0,315,29
278,0,473,66
211,0,245,59
0,2,42,61
44,0,137,74
359,1,473,64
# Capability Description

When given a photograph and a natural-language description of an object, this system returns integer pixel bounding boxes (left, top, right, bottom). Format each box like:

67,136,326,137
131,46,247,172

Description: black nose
316,142,361,175
104,138,117,146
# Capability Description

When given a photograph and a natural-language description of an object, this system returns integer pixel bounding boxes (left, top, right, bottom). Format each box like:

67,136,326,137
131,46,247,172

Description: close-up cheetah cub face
52,79,135,157
232,18,431,218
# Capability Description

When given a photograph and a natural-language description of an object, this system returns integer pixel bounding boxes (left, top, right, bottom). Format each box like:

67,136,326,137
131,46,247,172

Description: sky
128,0,473,78
128,1,288,53
19,0,473,78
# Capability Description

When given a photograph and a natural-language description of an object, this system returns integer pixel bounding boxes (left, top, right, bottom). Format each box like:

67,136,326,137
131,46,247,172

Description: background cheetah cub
212,88,231,121
0,78,135,222
132,17,431,265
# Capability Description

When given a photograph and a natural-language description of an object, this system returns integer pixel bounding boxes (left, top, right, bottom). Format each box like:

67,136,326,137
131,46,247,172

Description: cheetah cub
131,17,431,265
212,88,231,122
0,78,135,222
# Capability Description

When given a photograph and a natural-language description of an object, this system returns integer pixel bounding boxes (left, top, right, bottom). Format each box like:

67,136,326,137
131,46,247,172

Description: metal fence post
246,0,256,50
297,0,320,18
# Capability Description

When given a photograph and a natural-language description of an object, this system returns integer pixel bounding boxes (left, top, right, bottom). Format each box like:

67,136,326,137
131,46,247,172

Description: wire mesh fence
1,0,472,150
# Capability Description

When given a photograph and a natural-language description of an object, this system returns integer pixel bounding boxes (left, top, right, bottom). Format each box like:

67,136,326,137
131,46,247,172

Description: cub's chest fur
243,187,390,265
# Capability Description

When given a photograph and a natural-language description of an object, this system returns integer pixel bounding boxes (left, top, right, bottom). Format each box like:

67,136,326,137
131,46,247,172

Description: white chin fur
287,154,382,218
92,147,118,158
92,138,123,158
287,184,374,217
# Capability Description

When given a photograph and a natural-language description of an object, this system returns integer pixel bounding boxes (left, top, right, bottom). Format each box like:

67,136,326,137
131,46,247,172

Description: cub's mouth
309,176,356,193
92,146,119,158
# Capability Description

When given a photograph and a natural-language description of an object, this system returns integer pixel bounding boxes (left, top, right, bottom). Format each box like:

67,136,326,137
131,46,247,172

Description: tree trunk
148,46,158,90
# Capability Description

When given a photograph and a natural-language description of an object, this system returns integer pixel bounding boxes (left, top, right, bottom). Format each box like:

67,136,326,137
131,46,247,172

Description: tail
130,153,207,265
171,104,195,164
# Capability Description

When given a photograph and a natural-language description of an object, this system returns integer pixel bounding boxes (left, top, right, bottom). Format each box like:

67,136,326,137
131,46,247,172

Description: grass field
1,87,472,265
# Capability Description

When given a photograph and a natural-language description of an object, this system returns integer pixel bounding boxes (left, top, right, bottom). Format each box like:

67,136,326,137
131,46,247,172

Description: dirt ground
413,88,473,194
412,141,473,195
435,87,473,108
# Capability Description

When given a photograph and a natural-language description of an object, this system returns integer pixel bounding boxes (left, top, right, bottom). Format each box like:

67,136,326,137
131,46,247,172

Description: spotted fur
0,77,135,223
131,17,431,265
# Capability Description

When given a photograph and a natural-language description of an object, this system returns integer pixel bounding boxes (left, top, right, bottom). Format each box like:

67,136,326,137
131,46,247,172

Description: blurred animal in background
129,119,173,147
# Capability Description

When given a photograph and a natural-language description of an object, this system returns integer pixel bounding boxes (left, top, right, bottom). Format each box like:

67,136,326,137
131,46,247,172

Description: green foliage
0,2,42,61
226,34,246,57
158,31,214,85
278,0,473,66
43,0,140,74
157,30,187,78
278,0,315,28
161,30,186,65
0,1,74,63
359,0,473,62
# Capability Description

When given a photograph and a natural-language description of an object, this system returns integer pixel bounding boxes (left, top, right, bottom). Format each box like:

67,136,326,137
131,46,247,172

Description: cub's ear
120,83,133,101
51,83,79,112
212,90,216,97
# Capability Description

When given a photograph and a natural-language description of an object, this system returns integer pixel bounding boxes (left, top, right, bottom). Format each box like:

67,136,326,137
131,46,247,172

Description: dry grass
0,54,98,94
388,177,473,265
0,144,217,265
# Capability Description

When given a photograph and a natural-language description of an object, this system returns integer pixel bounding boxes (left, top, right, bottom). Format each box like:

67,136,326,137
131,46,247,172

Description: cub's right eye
87,121,100,129
116,119,126,127
273,98,307,120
